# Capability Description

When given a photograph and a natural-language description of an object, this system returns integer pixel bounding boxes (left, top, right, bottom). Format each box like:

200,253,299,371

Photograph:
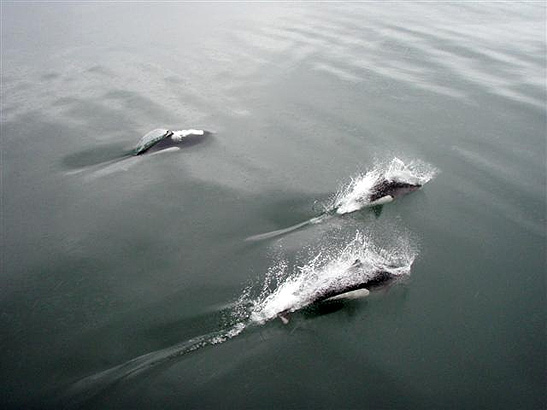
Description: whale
247,158,434,241
336,178,423,214
309,259,399,302
133,128,210,155
277,259,400,324
247,180,423,241
367,179,422,205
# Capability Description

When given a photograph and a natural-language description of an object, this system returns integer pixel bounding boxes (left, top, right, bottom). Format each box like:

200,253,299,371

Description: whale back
369,179,422,202
312,268,394,304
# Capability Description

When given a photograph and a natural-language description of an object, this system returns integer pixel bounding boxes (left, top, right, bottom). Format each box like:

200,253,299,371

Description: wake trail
65,322,246,408
245,214,331,241
65,147,181,179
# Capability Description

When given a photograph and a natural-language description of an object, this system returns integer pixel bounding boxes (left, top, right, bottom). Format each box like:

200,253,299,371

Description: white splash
171,129,205,141
332,157,438,215
248,231,417,324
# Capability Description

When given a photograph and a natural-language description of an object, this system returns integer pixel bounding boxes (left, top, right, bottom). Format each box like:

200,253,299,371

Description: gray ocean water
1,2,546,409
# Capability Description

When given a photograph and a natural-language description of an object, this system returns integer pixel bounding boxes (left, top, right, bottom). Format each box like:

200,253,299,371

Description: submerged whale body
133,128,209,155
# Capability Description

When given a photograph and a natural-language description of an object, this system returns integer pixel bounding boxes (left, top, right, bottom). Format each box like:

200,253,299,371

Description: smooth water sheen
1,3,545,410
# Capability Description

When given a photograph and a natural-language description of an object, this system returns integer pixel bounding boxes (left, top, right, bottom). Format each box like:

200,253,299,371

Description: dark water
2,3,545,409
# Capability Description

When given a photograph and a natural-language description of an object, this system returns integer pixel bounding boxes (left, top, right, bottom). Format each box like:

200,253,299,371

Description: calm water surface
1,2,545,409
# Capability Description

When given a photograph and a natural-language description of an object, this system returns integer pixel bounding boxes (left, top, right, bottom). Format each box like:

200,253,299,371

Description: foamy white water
171,129,205,141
